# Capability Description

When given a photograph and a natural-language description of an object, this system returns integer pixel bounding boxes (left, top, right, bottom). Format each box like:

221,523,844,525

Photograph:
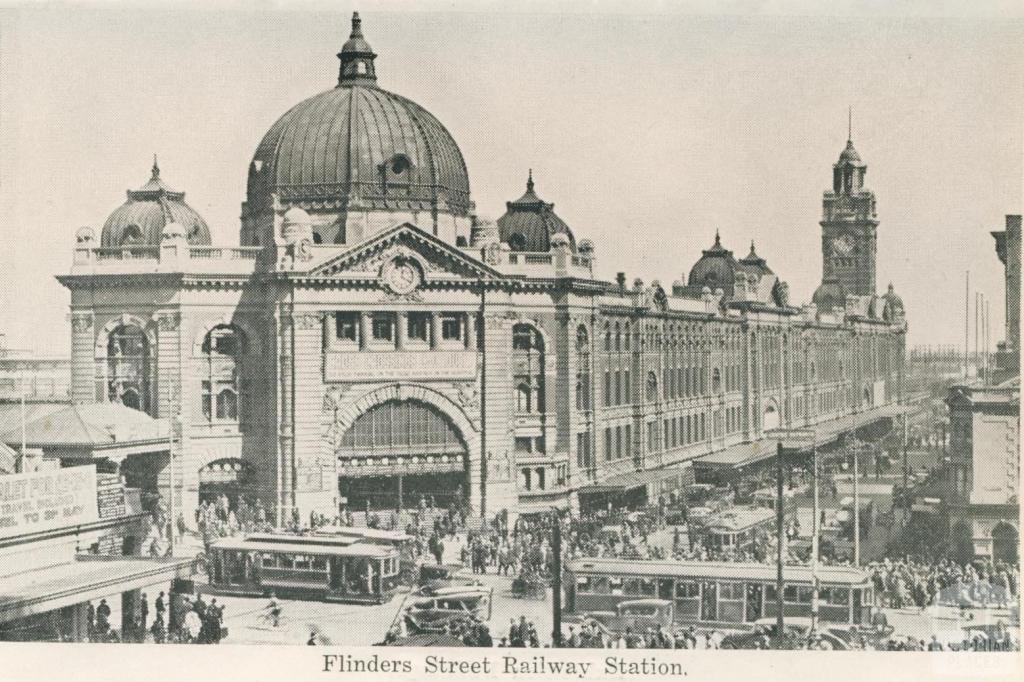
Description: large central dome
243,13,471,246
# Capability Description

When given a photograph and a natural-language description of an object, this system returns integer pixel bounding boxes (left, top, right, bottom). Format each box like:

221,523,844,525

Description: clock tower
818,134,878,299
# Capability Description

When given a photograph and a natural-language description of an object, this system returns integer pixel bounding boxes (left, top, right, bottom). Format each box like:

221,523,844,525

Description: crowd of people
80,590,225,645
869,557,1020,610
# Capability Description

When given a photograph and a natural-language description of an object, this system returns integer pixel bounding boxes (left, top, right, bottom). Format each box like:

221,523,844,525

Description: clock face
384,258,420,294
831,235,854,257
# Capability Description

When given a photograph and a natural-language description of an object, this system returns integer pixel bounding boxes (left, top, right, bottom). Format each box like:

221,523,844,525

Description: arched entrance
992,522,1018,564
336,398,470,511
199,458,250,506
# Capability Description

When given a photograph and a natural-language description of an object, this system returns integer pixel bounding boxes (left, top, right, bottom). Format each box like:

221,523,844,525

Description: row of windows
520,463,567,491
334,311,469,346
573,576,854,606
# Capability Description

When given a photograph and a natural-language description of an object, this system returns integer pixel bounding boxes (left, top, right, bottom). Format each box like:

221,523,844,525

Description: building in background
0,334,71,404
55,13,908,527
944,214,1021,563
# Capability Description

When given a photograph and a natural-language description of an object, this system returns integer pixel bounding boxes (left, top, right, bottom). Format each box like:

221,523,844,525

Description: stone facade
56,14,908,527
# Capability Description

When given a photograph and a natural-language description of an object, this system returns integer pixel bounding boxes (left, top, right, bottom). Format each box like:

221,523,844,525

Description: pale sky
0,3,1020,355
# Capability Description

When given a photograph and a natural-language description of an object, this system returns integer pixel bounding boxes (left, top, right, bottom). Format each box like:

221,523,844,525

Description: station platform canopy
0,555,195,625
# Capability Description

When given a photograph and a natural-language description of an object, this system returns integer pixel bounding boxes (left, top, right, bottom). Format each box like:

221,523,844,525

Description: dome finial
714,230,721,247
152,154,160,179
527,168,534,192
337,10,377,86
848,105,852,142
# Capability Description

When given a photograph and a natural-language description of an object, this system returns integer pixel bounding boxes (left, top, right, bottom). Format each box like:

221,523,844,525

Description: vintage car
405,585,494,622
720,617,851,650
579,599,674,636
417,563,467,587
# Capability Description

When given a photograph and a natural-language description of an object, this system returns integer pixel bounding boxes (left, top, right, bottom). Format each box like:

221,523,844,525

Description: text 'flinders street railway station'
57,14,907,528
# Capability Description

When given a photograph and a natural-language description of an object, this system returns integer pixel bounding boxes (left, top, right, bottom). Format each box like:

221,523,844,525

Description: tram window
609,577,624,595
293,555,310,570
797,586,813,604
783,585,798,603
638,578,657,597
576,576,592,592
765,584,777,601
827,587,849,605
624,579,641,596
591,577,609,594
262,555,275,568
312,557,327,571
676,581,699,599
720,583,743,600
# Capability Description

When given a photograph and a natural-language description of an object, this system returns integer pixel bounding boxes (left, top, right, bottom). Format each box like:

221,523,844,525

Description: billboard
0,465,99,539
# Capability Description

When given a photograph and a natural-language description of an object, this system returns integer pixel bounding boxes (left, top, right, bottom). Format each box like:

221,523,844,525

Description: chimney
616,272,626,296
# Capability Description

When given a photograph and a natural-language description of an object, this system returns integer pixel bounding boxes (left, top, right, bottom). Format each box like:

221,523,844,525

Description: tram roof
705,506,775,532
315,525,412,542
567,558,870,584
211,536,397,558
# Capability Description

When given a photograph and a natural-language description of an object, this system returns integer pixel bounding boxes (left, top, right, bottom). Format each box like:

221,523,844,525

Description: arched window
120,224,143,246
201,325,245,422
604,324,611,352
107,324,152,415
614,323,621,351
712,367,722,393
576,325,589,352
508,233,527,251
513,323,545,415
646,371,658,402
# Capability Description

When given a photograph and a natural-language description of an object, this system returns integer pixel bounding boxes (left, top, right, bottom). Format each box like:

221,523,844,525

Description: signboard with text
0,465,99,539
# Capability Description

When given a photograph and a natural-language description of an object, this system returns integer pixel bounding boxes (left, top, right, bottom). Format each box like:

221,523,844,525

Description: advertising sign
0,465,99,539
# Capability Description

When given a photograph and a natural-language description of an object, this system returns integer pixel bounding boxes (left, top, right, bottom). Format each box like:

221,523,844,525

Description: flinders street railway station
56,14,907,527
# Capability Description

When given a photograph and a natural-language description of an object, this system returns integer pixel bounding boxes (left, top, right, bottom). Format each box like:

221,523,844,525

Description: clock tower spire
815,124,878,306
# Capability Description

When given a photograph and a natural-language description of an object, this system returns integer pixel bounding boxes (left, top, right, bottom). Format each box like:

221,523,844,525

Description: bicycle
256,610,289,628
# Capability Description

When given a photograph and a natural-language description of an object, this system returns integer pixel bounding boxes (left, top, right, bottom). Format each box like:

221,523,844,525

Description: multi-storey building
56,14,907,526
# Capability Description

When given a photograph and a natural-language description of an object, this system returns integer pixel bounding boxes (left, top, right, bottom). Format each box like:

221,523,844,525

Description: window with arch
712,367,722,393
106,324,152,415
508,233,527,251
646,371,659,402
201,325,245,422
513,324,545,415
120,224,143,246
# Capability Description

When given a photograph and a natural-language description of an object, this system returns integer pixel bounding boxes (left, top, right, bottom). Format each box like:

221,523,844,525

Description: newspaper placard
0,465,98,539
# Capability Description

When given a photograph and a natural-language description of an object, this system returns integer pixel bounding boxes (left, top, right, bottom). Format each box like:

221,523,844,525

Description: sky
0,2,1020,356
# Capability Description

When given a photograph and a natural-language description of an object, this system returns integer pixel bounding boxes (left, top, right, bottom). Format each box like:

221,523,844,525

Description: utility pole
19,369,26,473
902,415,909,504
975,292,981,379
964,271,970,378
552,508,563,647
810,440,819,634
852,441,860,566
775,441,785,634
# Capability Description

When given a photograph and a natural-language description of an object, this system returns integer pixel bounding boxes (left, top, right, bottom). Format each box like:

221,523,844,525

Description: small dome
883,282,905,321
75,226,95,244
688,232,739,296
497,171,575,253
161,222,186,241
578,238,594,254
837,139,864,167
738,241,773,276
812,277,847,311
101,158,210,247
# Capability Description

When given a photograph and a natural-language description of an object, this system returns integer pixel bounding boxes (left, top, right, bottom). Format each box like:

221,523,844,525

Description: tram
700,507,775,553
207,532,402,604
566,558,874,627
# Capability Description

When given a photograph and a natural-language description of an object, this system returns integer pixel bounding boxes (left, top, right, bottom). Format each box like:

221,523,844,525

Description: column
396,311,408,351
466,312,477,351
121,588,141,641
430,313,441,349
397,474,404,510
359,312,371,350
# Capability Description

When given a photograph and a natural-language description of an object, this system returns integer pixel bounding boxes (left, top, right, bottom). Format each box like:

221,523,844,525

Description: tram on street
566,558,874,627
700,506,776,553
206,532,402,604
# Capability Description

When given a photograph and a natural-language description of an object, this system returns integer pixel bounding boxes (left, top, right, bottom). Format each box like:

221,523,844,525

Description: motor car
580,599,674,636
720,617,849,650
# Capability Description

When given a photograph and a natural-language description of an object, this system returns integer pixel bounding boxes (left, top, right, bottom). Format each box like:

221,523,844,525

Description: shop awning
0,555,195,624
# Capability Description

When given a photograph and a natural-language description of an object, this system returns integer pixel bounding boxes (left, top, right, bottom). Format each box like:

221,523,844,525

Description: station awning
580,464,690,495
0,555,195,624
695,403,912,470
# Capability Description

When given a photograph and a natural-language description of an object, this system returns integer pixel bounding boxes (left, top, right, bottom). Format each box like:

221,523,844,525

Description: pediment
303,222,504,284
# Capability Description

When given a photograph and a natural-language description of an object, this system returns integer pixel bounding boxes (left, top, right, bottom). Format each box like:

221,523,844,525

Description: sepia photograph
0,1,1020,679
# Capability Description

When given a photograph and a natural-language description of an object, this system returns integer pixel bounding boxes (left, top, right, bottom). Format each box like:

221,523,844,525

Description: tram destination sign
0,464,99,539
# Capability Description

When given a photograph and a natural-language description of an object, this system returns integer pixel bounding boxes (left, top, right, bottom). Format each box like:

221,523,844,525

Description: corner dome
837,139,864,167
687,232,739,295
245,13,471,220
813,277,847,311
101,158,210,247
738,241,773,276
882,282,905,321
497,171,575,252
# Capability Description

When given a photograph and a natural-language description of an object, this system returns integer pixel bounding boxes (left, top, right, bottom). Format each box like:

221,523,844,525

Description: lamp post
551,506,563,648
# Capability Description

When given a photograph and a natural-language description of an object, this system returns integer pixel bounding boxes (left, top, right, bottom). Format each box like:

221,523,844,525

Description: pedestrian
140,591,149,631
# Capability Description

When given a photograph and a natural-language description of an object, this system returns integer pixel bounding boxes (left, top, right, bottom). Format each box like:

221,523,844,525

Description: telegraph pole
810,440,819,634
852,442,860,566
775,441,785,634
552,509,563,647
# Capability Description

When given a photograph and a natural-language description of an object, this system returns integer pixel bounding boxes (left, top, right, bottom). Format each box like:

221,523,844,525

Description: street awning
695,403,912,470
0,555,195,624
580,464,690,495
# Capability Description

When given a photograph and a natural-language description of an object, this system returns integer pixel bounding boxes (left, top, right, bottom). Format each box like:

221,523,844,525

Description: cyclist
265,592,283,627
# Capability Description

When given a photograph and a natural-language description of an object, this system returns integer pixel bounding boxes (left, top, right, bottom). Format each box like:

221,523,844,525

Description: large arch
992,521,1019,564
328,384,480,511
